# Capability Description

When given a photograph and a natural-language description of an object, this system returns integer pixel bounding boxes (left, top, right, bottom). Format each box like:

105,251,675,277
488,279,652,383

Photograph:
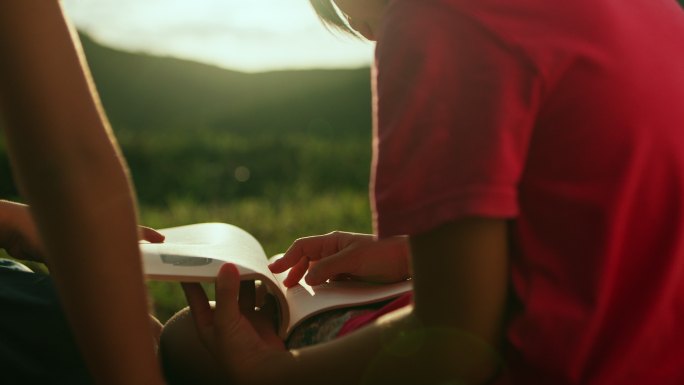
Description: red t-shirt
350,0,684,384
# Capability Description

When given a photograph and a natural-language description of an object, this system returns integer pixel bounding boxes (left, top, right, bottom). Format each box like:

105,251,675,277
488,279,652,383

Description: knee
159,307,222,385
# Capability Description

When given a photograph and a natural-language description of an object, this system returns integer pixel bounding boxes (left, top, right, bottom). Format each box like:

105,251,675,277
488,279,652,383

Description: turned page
140,223,277,284
270,257,413,336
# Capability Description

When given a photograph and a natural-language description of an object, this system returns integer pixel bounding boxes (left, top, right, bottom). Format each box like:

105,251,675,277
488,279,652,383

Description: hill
80,35,371,137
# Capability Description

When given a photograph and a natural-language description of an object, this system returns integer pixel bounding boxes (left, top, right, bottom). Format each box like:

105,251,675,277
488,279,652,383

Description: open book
140,223,412,339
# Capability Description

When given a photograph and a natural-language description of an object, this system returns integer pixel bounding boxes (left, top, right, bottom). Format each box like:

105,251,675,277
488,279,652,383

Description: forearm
259,219,508,385
263,305,500,385
0,2,163,384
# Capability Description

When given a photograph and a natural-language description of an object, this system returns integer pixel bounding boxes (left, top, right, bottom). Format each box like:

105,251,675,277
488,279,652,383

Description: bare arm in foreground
0,2,165,384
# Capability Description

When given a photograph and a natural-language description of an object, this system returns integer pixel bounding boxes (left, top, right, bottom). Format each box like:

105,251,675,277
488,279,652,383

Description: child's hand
269,231,411,287
138,226,166,243
181,264,289,383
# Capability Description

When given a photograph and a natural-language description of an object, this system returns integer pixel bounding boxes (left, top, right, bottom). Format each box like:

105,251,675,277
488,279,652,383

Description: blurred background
0,0,375,321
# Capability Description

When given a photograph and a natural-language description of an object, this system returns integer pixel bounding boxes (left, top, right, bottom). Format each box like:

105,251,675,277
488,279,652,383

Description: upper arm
0,1,83,106
0,1,105,144
0,0,121,203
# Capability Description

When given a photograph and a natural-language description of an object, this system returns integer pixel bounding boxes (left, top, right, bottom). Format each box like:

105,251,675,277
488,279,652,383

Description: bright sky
62,0,375,73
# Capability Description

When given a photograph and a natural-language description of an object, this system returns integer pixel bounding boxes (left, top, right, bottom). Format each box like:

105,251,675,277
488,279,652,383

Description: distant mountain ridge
72,34,374,204
80,34,372,138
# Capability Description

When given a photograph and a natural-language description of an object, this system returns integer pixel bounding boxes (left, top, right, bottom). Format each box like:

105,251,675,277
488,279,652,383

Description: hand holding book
269,231,411,288
182,263,290,383
141,223,412,339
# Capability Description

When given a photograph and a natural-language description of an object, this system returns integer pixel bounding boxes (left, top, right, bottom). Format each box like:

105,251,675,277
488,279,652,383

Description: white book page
267,255,413,337
140,223,275,282
281,277,412,335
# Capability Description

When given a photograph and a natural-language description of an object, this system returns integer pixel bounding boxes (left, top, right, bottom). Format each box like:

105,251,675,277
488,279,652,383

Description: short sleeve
371,0,540,237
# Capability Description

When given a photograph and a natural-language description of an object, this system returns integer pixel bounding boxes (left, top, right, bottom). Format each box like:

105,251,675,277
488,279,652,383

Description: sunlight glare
62,0,373,72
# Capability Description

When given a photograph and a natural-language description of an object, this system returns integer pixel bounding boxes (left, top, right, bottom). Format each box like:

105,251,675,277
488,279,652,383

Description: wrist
0,200,20,245
245,350,298,385
0,201,34,255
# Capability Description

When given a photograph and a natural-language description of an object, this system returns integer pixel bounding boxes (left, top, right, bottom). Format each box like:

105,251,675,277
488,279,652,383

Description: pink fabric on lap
336,292,413,337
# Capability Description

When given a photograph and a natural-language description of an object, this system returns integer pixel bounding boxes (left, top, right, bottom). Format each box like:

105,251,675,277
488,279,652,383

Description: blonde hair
308,0,358,36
